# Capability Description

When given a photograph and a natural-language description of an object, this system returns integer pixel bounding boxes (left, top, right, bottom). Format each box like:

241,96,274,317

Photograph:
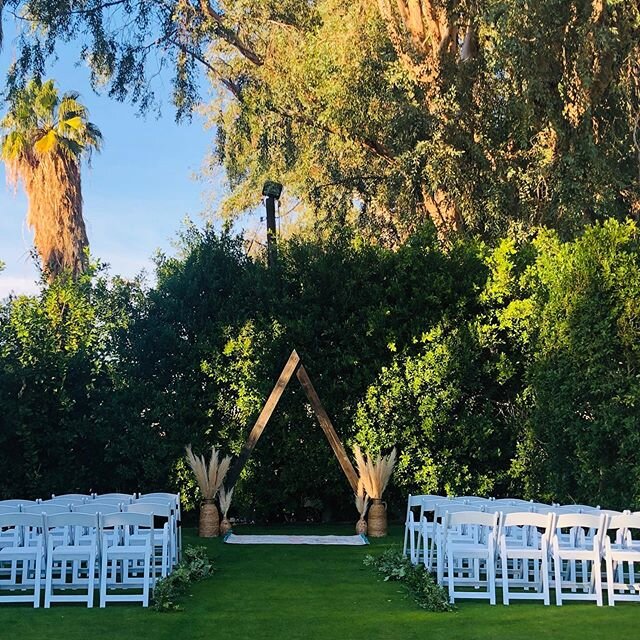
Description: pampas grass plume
185,444,232,500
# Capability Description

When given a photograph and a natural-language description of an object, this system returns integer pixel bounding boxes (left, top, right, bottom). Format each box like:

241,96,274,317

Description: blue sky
0,19,217,297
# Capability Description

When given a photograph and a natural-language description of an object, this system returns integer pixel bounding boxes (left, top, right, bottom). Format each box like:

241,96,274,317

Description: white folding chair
23,504,70,515
499,511,554,605
44,513,98,608
433,502,483,585
0,506,19,514
72,503,121,515
443,510,499,604
93,493,135,504
403,494,442,565
43,498,88,506
99,513,153,607
552,512,607,606
125,502,173,578
0,500,37,508
0,513,44,607
529,503,554,514
136,493,181,562
50,494,91,504
605,513,640,606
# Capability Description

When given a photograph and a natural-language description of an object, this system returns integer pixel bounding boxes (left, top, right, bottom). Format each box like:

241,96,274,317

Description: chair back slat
23,504,70,515
72,503,121,515
446,510,498,529
125,502,172,518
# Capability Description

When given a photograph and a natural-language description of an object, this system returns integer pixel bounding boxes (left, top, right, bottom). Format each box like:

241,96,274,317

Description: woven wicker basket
355,517,368,535
367,499,387,537
199,500,219,537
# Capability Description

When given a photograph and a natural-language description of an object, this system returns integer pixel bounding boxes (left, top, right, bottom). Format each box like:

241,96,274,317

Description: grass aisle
1,524,638,639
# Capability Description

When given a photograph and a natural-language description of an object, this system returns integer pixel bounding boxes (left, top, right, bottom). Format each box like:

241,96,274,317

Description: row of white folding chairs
0,512,159,607
420,498,623,578
0,492,181,568
0,501,178,581
426,508,640,606
0,491,179,509
403,494,621,568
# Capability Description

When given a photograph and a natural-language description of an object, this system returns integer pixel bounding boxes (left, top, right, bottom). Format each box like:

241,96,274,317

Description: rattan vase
356,517,368,535
199,499,219,537
367,499,387,537
220,517,232,536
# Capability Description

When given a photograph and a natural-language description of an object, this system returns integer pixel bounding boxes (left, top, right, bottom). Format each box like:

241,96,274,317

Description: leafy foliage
2,2,639,240
1,220,639,514
363,548,453,612
152,546,215,612
354,219,640,509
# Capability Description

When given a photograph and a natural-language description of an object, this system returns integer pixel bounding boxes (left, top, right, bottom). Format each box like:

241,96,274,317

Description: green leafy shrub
363,548,453,612
152,546,215,612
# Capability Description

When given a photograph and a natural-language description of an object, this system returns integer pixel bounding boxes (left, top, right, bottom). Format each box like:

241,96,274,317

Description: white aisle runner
224,533,368,545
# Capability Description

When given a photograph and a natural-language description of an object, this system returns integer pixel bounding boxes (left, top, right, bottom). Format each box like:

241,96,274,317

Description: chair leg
541,553,550,606
554,554,563,606
447,551,455,604
87,549,96,608
44,551,53,609
488,551,496,605
606,554,615,606
142,549,151,608
99,550,108,608
501,553,509,605
437,540,444,585
594,555,603,606
34,552,42,609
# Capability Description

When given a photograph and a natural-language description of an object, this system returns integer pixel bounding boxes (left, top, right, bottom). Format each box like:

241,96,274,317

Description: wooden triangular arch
225,350,359,492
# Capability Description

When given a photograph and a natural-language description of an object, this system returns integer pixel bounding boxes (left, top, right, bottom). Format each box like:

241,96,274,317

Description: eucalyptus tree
1,1,638,242
1,79,102,277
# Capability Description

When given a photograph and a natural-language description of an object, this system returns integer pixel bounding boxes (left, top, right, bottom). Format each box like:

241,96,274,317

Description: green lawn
1,524,638,639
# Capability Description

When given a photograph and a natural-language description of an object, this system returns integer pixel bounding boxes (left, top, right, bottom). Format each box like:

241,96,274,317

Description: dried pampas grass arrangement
185,444,232,537
353,445,397,537
355,479,369,535
353,445,397,500
218,486,234,536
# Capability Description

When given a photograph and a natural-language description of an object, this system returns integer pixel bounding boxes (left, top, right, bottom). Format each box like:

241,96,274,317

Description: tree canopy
0,1,638,241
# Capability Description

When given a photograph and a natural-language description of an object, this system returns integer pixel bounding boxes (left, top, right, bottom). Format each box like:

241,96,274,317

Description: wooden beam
225,350,301,489
296,364,359,493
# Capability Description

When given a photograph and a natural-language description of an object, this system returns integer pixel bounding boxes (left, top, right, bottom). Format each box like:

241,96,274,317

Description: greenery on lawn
363,547,452,612
152,546,215,612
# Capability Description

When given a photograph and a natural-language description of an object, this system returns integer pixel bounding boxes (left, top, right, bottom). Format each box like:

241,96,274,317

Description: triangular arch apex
225,350,359,493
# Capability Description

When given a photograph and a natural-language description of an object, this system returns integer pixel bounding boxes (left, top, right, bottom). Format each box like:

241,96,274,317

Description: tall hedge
1,220,638,515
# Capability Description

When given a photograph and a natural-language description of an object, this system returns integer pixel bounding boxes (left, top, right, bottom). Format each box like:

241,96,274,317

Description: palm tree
1,78,102,278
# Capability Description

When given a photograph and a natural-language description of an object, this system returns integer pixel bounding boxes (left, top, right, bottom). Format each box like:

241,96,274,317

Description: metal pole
265,195,277,267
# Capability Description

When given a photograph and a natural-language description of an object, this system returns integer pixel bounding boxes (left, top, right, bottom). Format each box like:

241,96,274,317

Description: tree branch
198,0,263,66
172,28,395,165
